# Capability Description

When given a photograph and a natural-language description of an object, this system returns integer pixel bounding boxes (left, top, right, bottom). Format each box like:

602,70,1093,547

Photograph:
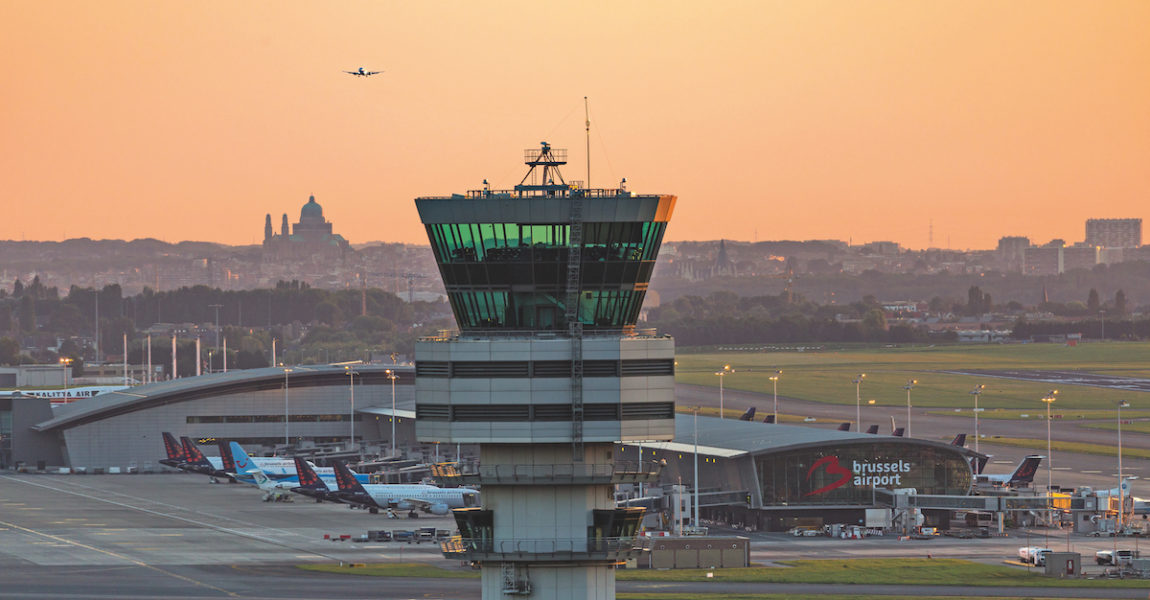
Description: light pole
345,366,357,450
693,406,700,529
903,379,917,437
209,303,222,357
769,370,782,424
283,368,293,446
970,384,985,453
386,369,399,455
1117,400,1130,531
59,357,72,393
715,364,733,419
1042,389,1058,524
853,373,866,430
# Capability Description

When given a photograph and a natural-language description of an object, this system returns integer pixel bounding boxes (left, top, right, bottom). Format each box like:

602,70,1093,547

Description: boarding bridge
875,489,1075,512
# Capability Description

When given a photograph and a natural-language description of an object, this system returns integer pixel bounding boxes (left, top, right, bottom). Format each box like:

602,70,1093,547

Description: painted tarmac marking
0,517,237,597
0,475,338,563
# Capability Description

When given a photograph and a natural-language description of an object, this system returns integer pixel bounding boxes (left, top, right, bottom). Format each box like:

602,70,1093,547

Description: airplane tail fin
738,407,755,421
228,441,260,476
762,414,776,424
293,457,329,492
162,432,185,461
892,427,905,437
891,416,897,435
865,425,879,435
971,455,989,475
180,436,209,466
331,459,367,493
837,422,851,431
1009,455,1043,484
217,440,237,473
951,433,967,447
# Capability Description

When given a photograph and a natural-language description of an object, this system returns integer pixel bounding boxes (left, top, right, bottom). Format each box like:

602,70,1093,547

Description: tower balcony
441,536,646,563
431,459,663,486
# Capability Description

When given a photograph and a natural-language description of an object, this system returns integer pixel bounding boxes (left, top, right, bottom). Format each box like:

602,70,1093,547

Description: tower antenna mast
584,97,591,189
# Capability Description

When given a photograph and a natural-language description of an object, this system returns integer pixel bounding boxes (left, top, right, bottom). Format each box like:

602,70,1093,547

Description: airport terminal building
618,415,979,531
17,365,415,471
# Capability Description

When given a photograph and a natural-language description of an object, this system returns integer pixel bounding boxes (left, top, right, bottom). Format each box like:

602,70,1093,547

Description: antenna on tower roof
585,97,591,189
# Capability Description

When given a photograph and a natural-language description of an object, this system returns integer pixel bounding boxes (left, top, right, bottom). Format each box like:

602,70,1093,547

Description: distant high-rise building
997,236,1030,272
1085,218,1141,248
1025,242,1099,276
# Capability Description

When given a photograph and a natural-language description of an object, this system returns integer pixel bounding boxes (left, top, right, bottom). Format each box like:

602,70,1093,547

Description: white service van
1018,546,1052,565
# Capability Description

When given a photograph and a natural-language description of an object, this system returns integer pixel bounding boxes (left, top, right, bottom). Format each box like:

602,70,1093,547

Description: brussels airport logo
805,457,913,496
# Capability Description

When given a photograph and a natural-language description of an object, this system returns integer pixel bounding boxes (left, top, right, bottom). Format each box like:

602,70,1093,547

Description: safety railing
440,536,645,561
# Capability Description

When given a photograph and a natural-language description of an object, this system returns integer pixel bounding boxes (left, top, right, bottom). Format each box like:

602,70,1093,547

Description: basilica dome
300,195,324,221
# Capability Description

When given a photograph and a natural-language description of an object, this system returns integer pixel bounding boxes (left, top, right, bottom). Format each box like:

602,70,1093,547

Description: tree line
0,280,452,374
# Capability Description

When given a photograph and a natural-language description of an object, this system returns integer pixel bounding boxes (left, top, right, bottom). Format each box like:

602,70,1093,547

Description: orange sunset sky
2,1,1147,250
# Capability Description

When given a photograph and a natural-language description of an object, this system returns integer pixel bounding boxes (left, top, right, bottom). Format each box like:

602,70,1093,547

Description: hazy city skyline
3,2,1147,250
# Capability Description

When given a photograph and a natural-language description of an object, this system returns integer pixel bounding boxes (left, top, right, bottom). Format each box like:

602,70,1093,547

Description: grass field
977,436,1150,459
618,595,1061,600
928,409,1150,421
1081,420,1150,435
675,343,1150,411
299,558,1147,590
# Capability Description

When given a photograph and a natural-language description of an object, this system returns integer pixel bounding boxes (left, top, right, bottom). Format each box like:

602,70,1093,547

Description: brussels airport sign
804,456,913,496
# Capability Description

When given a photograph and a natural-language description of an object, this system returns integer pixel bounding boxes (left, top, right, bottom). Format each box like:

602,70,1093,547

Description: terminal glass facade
756,442,972,506
425,221,666,331
0,408,11,468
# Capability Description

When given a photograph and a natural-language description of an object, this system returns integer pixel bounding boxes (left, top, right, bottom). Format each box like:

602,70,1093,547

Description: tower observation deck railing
418,328,664,342
431,459,663,486
419,187,666,200
441,536,645,562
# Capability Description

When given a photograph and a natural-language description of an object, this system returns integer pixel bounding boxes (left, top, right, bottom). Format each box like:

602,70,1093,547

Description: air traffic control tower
414,143,676,599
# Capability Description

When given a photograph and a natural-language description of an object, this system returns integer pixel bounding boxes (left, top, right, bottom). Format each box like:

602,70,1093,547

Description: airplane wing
400,497,431,510
365,70,383,76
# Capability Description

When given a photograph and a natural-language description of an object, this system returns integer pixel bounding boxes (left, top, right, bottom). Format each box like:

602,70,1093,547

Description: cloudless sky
2,1,1147,250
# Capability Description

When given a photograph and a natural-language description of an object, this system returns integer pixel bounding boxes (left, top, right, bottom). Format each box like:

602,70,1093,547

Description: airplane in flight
321,459,480,515
974,455,1043,488
345,67,383,77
